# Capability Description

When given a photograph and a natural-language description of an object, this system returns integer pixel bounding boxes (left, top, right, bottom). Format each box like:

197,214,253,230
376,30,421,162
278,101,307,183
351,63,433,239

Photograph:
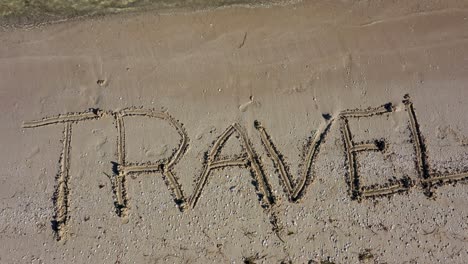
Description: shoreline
1,0,300,29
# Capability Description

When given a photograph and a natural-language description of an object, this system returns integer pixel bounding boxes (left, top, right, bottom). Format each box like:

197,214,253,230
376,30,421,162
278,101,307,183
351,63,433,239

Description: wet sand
1,0,468,263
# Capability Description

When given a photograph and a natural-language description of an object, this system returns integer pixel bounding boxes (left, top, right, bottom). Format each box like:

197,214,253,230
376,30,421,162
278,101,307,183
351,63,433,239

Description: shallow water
0,0,277,26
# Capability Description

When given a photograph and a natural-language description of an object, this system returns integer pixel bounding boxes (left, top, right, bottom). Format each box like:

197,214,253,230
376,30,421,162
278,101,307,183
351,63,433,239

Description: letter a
189,123,274,209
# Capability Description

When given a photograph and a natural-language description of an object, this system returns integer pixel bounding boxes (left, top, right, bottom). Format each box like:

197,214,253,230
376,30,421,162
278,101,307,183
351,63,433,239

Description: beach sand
1,1,468,263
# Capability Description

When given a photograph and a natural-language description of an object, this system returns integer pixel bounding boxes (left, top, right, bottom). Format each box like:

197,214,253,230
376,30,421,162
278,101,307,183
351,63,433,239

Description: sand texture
1,0,468,263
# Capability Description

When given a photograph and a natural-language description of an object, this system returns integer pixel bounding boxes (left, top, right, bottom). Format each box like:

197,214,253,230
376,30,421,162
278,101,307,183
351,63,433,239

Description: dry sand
1,0,468,263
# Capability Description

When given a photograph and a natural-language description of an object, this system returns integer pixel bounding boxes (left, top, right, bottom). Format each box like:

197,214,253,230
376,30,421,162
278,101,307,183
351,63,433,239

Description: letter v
254,118,333,202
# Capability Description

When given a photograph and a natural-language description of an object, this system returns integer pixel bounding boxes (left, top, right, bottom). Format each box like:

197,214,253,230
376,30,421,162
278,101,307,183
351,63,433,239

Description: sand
1,0,468,263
